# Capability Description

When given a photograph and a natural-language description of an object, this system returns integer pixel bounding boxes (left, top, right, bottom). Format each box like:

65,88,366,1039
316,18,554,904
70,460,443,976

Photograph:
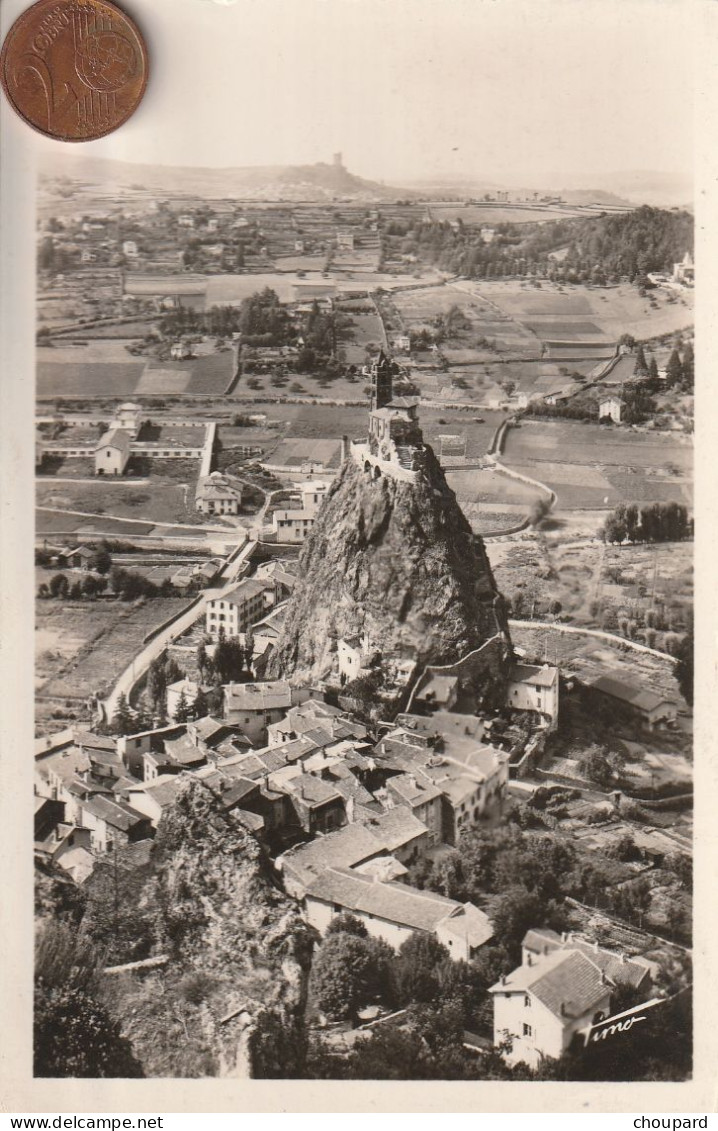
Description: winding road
100,539,257,721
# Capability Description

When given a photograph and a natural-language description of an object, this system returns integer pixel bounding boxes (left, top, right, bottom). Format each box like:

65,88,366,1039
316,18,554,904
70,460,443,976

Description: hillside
266,449,511,688
38,153,418,202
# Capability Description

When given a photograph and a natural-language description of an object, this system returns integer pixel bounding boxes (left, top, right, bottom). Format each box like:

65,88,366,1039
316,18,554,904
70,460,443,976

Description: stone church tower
370,349,395,412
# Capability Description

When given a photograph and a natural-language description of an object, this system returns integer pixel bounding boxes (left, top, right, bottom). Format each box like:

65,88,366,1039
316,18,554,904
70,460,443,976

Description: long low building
304,866,494,962
588,674,677,728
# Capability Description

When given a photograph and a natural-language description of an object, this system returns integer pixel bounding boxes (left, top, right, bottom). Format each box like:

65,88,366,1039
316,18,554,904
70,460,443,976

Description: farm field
266,438,342,471
36,510,157,537
501,421,692,510
37,340,235,397
503,420,692,471
447,468,542,534
36,477,204,525
234,369,366,401
446,468,541,505
426,204,596,225
342,311,385,365
36,597,191,708
470,280,694,341
205,270,444,307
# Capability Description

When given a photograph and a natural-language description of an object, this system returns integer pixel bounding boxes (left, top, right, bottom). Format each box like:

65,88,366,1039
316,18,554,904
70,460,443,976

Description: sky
12,0,695,186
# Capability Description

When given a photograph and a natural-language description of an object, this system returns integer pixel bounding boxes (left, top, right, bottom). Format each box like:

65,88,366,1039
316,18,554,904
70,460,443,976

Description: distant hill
552,171,693,210
38,153,419,203
403,171,691,209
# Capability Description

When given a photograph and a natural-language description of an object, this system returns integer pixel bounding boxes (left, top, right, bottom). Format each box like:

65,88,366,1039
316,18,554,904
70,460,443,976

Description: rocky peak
266,445,511,687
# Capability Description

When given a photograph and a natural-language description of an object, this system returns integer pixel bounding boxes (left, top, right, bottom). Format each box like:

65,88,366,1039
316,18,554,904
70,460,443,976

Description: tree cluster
602,502,692,545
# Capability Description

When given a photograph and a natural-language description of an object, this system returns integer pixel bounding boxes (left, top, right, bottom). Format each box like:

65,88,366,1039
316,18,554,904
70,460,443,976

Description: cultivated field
447,468,542,534
36,472,204,526
36,597,192,709
266,438,343,470
473,281,694,342
426,204,597,225
502,420,692,509
37,341,235,397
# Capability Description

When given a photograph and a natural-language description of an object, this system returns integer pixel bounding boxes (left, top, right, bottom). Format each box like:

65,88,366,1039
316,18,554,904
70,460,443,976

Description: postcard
0,0,716,1114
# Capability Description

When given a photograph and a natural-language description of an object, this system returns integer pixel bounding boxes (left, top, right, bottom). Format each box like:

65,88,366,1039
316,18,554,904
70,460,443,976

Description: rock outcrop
266,445,511,686
87,779,313,1078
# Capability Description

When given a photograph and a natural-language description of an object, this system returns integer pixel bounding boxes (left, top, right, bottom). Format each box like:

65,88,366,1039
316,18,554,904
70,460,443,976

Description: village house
506,663,560,729
490,930,653,1068
77,795,153,854
205,578,275,637
55,544,97,571
377,713,509,842
490,948,613,1068
223,680,296,744
35,821,95,884
124,775,185,827
304,867,493,961
381,772,444,843
412,672,459,712
116,724,186,778
276,808,430,900
275,772,346,836
196,471,244,516
272,507,317,543
166,678,204,720
337,634,372,683
143,732,208,781
170,341,193,361
94,427,131,475
588,674,677,729
599,396,625,424
271,481,328,543
266,698,357,747
390,334,411,353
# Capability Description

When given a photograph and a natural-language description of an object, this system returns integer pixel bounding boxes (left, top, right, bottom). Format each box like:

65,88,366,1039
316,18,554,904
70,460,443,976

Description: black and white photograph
1,0,714,1110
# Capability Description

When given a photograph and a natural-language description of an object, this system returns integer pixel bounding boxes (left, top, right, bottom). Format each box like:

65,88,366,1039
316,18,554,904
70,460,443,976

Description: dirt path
508,618,678,664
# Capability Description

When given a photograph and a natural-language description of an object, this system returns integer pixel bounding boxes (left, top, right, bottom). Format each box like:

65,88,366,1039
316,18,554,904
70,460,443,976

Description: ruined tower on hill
266,351,512,689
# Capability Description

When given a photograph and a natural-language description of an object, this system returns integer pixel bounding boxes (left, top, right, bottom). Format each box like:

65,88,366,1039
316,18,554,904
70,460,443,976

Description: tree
681,342,694,391
49,572,69,599
192,687,209,719
111,692,134,736
665,348,683,387
81,573,103,599
174,689,191,723
325,913,369,939
91,547,112,575
394,934,451,1006
34,923,143,1078
147,656,169,716
528,496,552,527
633,345,649,377
648,356,659,383
578,745,619,789
308,933,390,1020
248,1008,308,1078
489,885,559,957
213,637,245,683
